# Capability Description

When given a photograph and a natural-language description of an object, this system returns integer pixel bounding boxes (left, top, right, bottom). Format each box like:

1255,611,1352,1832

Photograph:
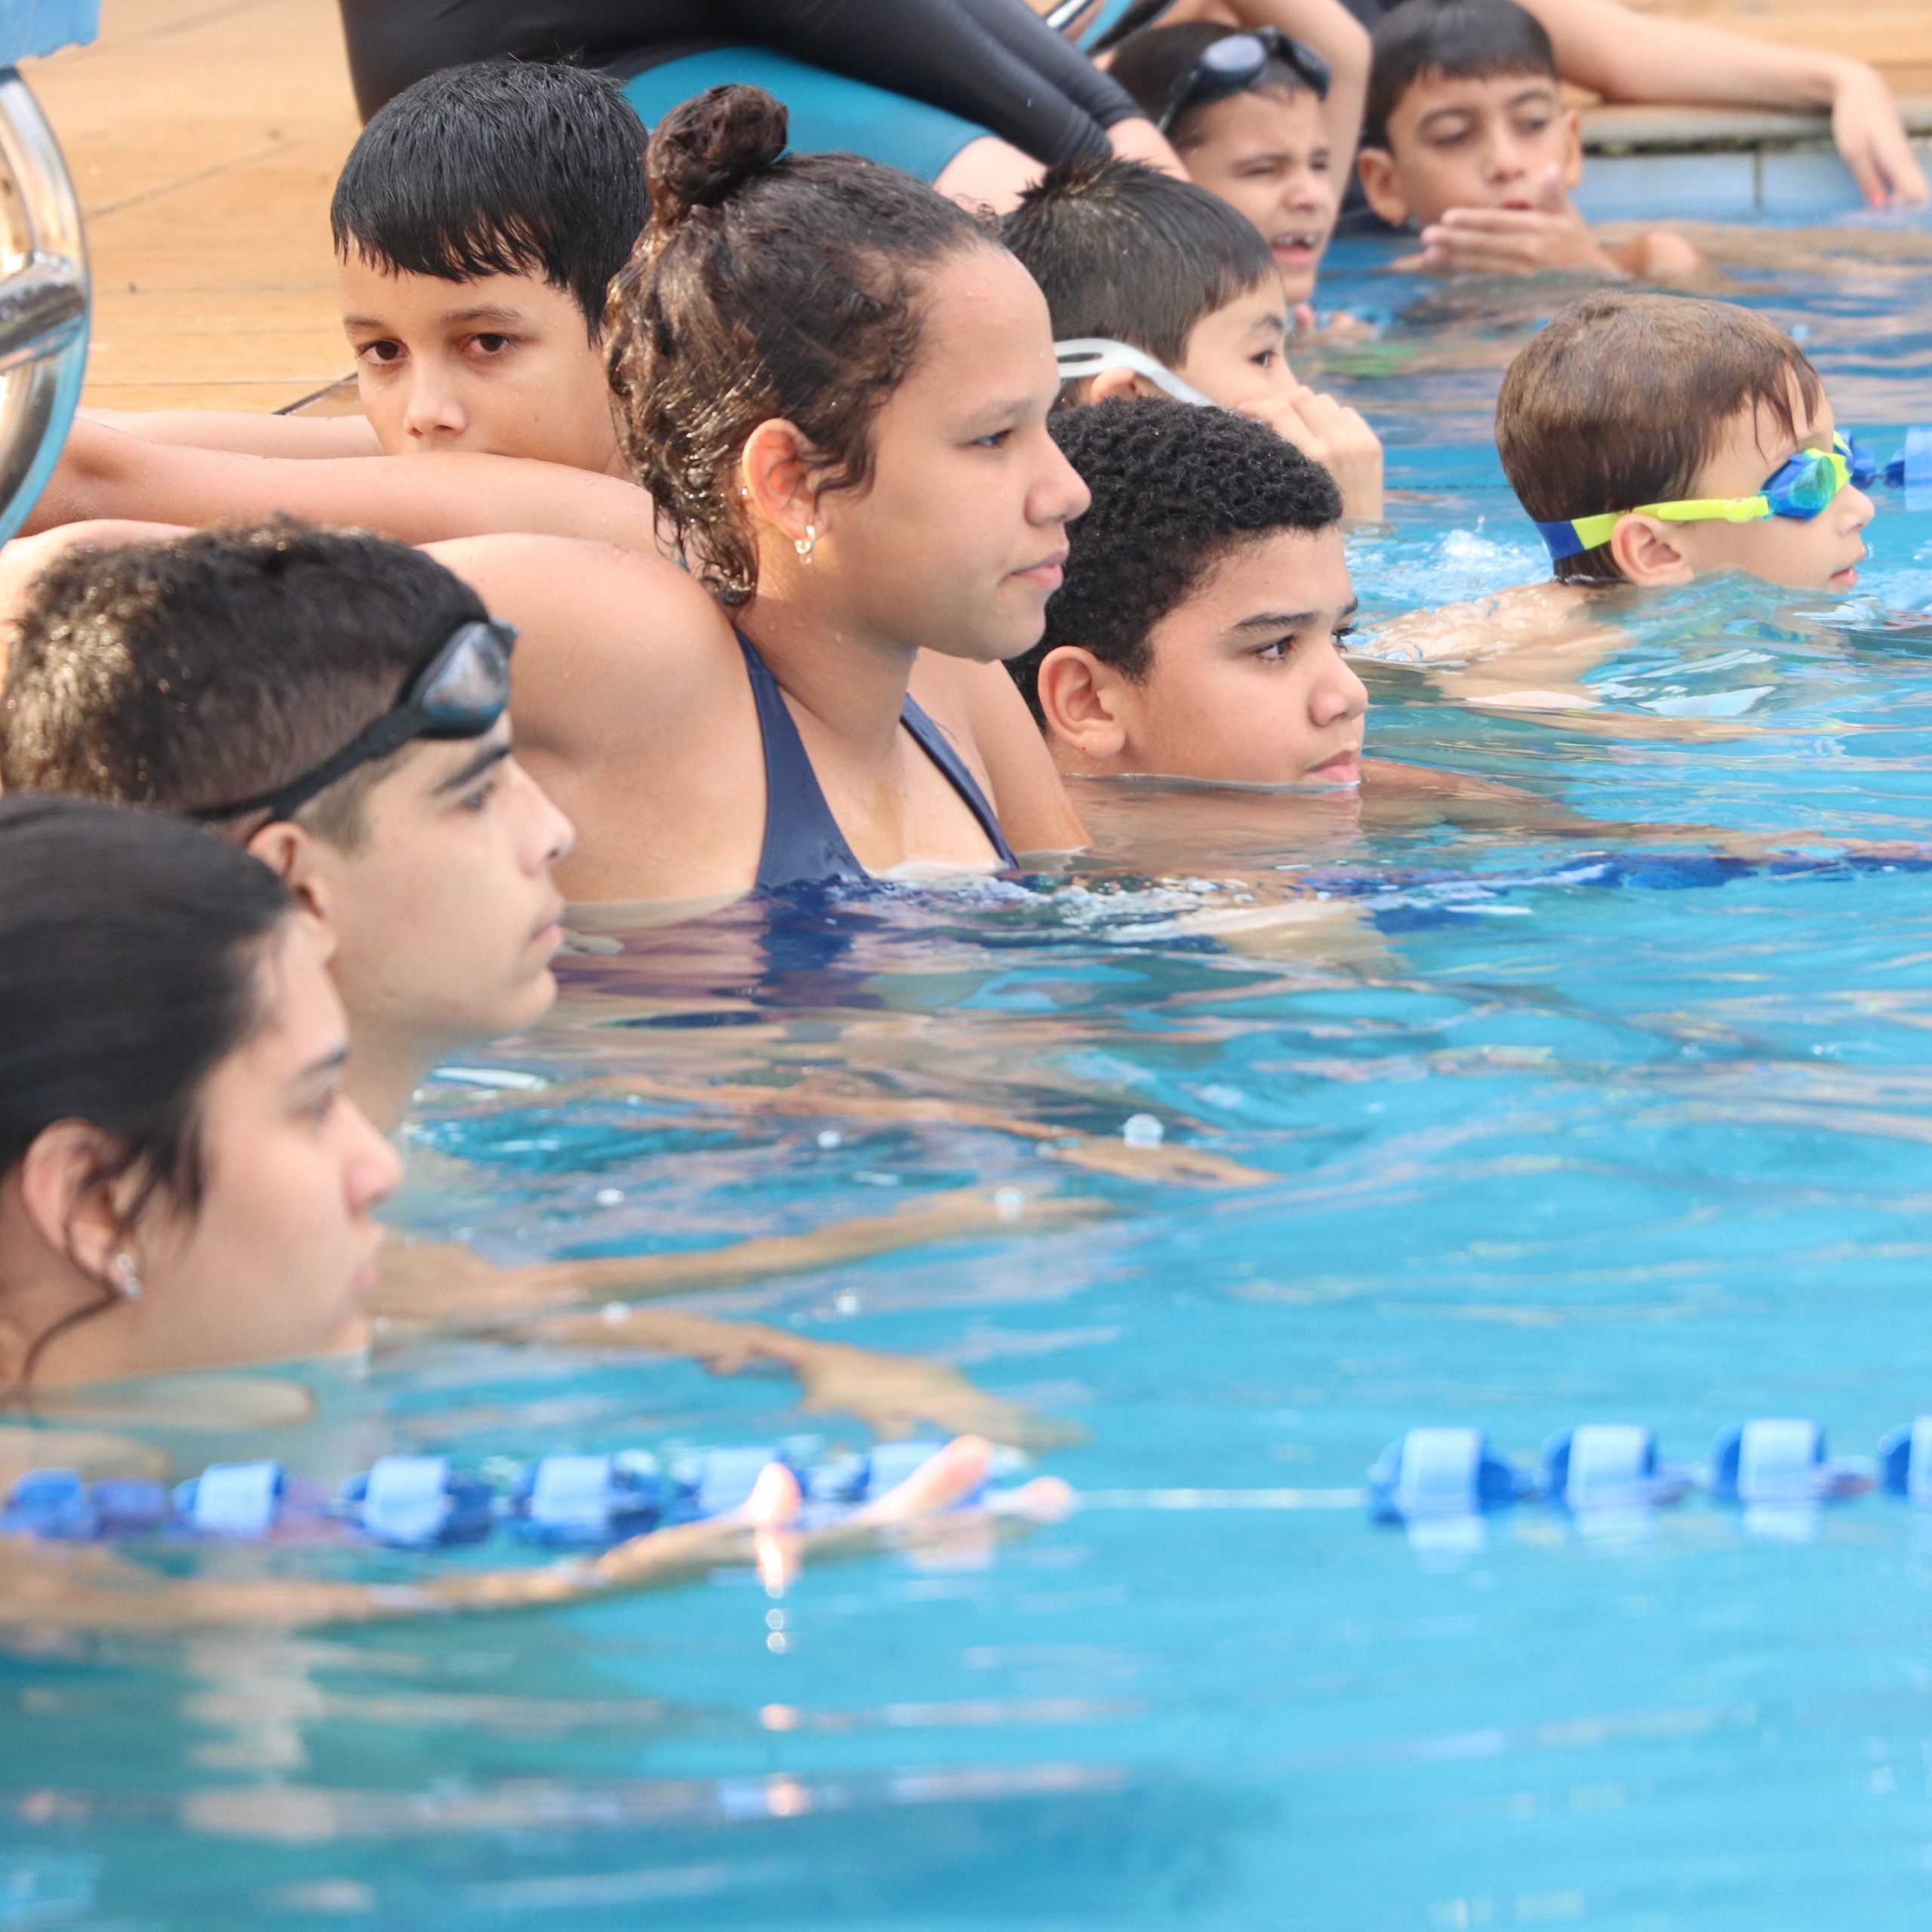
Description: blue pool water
17,220,1932,1928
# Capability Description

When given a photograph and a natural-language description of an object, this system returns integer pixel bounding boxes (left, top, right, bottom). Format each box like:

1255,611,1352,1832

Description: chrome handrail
0,65,88,544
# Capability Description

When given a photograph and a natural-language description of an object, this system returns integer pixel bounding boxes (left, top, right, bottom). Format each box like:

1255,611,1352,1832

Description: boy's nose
402,371,466,441
1841,483,1876,532
1482,131,1529,185
1311,644,1369,725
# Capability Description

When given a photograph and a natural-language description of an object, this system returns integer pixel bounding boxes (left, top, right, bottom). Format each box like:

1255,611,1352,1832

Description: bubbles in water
1121,1113,1165,1148
594,1187,623,1207
993,1186,1027,1222
816,1129,842,1150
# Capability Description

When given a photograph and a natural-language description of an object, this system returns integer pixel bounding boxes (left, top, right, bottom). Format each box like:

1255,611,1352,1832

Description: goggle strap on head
188,618,516,825
1532,438,1867,562
1053,337,1216,407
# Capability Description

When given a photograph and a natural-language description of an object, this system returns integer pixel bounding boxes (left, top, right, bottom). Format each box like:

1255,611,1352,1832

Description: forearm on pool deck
26,420,667,553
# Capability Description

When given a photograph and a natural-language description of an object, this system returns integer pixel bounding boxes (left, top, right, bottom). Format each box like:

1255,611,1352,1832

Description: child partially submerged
1355,0,1700,283
1371,291,1874,671
1003,156,1383,519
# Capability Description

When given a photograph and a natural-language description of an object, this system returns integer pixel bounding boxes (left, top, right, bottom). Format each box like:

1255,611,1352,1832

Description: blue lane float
1370,1418,1902,1524
0,1439,987,1550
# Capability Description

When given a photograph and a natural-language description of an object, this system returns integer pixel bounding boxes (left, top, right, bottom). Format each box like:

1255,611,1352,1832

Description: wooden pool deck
19,0,1932,417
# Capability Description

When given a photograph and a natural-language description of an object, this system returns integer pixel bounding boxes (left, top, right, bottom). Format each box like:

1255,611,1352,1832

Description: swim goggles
1534,434,1876,562
1054,337,1214,405
1155,27,1331,135
191,617,516,823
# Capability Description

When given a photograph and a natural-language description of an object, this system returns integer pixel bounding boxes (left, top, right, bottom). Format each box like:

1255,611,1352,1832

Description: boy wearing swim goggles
1108,18,1365,315
1369,293,1873,671
1004,157,1384,521
0,521,575,1137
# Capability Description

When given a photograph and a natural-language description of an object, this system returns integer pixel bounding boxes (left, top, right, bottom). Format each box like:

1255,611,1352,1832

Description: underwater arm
0,1438,1036,1633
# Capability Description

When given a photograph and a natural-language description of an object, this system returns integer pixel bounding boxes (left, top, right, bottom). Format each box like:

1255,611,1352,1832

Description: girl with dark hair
0,795,401,1392
435,85,1092,903
0,798,1054,1628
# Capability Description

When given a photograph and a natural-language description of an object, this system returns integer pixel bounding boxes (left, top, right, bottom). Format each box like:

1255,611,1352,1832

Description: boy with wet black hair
34,63,663,548
1011,398,1367,787
1355,0,1699,281
1002,157,1383,519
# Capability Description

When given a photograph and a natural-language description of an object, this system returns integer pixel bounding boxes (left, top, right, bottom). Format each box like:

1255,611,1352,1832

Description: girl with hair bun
435,86,1092,905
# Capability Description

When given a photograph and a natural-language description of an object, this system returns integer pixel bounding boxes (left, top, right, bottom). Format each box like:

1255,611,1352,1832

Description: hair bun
647,86,788,230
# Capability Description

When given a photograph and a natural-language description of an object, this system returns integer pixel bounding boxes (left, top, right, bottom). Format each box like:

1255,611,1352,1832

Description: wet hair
1364,0,1558,149
1,518,490,843
605,85,994,604
0,794,292,1384
331,59,650,339
1497,291,1826,584
1002,157,1276,379
1008,397,1342,720
1109,21,1315,152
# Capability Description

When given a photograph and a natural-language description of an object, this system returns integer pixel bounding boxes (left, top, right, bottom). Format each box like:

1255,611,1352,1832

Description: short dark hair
1,519,489,841
608,85,993,605
1497,291,1826,583
0,794,292,1384
331,58,650,339
1002,156,1275,375
1108,21,1316,151
1008,398,1343,719
1364,0,1557,149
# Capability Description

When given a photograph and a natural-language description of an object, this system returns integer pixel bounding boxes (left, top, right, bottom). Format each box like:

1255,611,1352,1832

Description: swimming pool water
16,221,1932,1930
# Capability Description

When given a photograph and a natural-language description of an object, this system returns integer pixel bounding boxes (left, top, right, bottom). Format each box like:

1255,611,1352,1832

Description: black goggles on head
1156,28,1331,134
191,618,517,826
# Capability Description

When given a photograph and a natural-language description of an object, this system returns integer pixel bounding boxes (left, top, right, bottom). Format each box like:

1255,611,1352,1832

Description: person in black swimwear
335,0,1184,205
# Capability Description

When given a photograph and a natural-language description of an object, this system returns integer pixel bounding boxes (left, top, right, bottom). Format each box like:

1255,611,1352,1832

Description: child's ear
1035,646,1129,762
245,821,340,967
1088,365,1153,405
1559,107,1585,195
1608,514,1696,587
1355,146,1409,228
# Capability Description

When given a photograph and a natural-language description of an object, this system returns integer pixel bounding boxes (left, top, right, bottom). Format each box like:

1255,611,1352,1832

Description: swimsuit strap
900,697,1019,869
737,632,866,890
736,632,1018,888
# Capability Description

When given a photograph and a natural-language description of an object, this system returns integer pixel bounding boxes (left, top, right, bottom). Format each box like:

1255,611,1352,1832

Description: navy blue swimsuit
736,632,1018,891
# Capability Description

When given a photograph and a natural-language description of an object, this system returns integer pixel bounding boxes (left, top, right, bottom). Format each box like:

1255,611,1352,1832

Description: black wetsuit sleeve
713,0,1140,165
337,0,1141,163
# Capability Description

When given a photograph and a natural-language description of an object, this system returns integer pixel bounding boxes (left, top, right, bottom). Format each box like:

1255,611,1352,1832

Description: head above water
0,795,398,1391
1,522,574,1120
1010,398,1364,786
607,85,1087,660
1108,23,1338,300
1358,0,1572,230
330,60,648,467
1497,292,1872,592
1004,158,1295,413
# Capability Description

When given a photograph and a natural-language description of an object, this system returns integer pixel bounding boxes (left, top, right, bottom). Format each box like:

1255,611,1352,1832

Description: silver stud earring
113,1252,142,1302
795,524,817,563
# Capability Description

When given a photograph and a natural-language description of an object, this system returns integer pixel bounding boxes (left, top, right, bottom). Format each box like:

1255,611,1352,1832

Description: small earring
113,1252,141,1302
795,524,817,563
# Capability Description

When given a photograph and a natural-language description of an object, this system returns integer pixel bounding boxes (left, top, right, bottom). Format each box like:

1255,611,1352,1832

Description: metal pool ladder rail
0,4,94,544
